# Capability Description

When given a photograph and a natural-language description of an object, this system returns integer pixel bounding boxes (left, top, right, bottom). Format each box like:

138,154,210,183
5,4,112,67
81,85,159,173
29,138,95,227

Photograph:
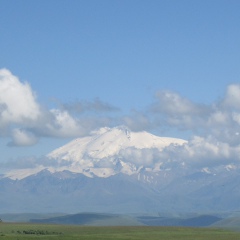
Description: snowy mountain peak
43,126,187,178
90,126,130,137
4,126,187,180
114,125,131,139
48,126,186,161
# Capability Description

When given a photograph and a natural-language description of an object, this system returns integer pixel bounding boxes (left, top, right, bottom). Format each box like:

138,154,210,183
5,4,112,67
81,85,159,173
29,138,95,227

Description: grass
0,223,240,239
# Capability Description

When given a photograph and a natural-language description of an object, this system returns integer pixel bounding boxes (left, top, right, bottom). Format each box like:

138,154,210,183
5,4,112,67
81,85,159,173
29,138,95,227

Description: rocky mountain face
0,126,240,214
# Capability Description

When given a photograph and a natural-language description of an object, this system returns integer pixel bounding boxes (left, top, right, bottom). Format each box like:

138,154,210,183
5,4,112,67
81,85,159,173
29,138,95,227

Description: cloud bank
0,69,114,146
119,85,240,170
0,69,40,128
1,68,240,171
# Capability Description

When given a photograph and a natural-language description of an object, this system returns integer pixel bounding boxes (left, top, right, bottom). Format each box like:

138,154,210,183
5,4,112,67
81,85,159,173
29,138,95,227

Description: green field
0,223,240,240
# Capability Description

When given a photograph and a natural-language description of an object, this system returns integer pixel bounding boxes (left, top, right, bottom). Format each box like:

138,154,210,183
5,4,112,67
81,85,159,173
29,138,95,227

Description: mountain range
0,126,240,214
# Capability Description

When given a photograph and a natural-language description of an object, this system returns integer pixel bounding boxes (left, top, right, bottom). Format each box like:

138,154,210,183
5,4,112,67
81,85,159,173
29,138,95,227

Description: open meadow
0,223,240,240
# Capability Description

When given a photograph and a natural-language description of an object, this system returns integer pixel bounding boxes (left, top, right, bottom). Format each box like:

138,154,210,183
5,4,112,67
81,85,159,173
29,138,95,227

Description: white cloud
222,84,240,110
208,110,229,125
0,69,40,127
149,90,210,131
135,85,240,169
0,155,72,169
119,147,161,167
46,109,87,138
43,108,113,139
232,112,240,125
1,66,240,170
159,136,240,169
122,111,152,131
116,135,240,170
147,86,240,145
0,69,116,146
153,90,197,115
8,128,38,146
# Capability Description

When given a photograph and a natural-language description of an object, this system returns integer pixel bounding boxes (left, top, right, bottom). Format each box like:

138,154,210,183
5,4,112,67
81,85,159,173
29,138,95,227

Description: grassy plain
0,223,240,240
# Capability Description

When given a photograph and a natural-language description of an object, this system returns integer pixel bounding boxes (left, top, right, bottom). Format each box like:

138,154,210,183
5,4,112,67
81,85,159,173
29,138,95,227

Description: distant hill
211,213,240,230
0,213,66,222
30,212,222,227
137,215,222,227
30,213,143,226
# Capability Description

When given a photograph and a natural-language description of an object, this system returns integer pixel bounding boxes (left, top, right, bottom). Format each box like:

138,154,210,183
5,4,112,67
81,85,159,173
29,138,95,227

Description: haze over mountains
1,126,240,214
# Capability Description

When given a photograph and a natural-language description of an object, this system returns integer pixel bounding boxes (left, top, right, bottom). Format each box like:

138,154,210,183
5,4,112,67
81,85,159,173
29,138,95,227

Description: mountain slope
1,168,240,214
1,126,240,214
4,126,187,180
47,126,186,178
30,212,221,227
48,126,186,161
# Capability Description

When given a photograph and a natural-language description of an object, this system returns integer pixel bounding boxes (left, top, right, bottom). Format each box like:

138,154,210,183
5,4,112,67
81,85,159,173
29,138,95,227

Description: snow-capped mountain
1,126,240,214
48,126,186,160
47,126,187,177
4,126,187,180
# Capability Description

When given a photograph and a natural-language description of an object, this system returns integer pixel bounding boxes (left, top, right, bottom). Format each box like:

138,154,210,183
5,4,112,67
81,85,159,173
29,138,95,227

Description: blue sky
1,0,240,162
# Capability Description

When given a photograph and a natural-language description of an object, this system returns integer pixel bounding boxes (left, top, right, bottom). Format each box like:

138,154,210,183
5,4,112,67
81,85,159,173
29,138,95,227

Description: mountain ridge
1,126,240,214
3,126,187,180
